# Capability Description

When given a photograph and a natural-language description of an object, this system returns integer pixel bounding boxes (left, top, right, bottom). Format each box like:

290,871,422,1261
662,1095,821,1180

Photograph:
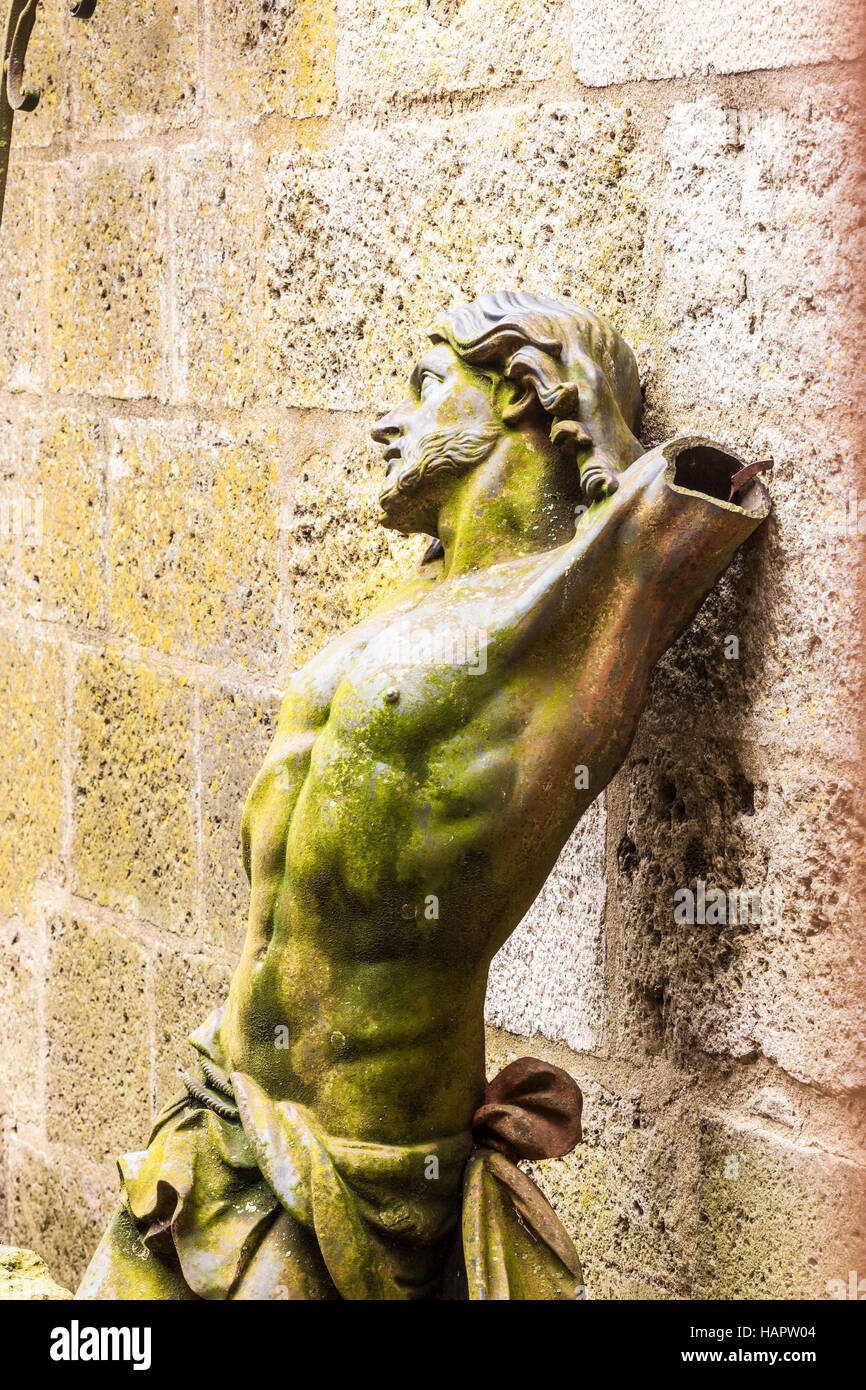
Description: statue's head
372,290,643,538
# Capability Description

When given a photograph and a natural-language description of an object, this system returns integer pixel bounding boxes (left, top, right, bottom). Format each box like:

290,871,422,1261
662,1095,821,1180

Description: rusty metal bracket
0,0,97,228
728,457,774,502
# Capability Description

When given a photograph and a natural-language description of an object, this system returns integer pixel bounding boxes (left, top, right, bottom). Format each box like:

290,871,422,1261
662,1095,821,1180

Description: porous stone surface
48,155,167,400
152,949,233,1111
341,0,568,104
0,1246,71,1300
69,0,199,140
486,798,609,1053
206,0,335,123
6,1137,115,1291
45,913,149,1161
0,162,44,393
262,100,653,412
71,651,196,932
613,736,866,1091
571,0,864,86
200,684,279,952
285,419,426,664
697,1117,866,1299
106,418,282,670
170,144,260,412
20,412,106,629
0,630,65,922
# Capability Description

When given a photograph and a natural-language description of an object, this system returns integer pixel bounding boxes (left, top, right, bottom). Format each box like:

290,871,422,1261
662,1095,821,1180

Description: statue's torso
221,530,643,1143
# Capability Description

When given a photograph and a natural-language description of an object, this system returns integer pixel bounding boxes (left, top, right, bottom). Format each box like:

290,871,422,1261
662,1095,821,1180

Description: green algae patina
78,291,770,1301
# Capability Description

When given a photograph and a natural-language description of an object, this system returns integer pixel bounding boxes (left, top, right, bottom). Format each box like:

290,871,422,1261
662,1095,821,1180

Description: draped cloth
110,1009,585,1300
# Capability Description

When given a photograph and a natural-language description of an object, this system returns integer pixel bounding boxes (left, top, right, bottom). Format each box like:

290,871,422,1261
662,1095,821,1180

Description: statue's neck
436,436,578,577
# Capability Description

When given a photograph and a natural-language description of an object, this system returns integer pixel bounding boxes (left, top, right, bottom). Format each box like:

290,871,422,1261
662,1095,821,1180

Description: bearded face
372,343,504,535
377,424,500,533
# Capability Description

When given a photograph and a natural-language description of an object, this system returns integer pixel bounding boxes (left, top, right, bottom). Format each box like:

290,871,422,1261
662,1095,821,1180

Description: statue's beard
379,424,500,530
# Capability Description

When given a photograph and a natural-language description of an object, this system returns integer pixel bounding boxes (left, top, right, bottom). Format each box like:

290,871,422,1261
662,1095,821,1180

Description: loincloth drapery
107,1009,585,1300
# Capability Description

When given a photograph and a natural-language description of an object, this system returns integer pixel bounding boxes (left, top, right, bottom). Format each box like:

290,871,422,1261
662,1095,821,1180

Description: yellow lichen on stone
48,155,166,400
22,411,105,628
71,650,196,931
208,0,336,123
108,419,281,670
0,1246,71,1300
69,0,198,139
288,433,424,666
0,629,64,921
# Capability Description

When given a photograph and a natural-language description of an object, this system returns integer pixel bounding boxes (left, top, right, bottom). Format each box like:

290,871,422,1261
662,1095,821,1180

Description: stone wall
1,0,864,1298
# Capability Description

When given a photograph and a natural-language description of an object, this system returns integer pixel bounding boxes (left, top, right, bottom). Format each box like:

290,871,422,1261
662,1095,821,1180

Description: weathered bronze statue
78,291,770,1300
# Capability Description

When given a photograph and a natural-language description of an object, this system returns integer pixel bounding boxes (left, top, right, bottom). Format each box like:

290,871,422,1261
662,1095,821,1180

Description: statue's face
372,342,502,534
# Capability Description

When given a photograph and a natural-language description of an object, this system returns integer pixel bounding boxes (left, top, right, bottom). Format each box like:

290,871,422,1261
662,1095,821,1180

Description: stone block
341,0,567,104
653,90,866,428
285,418,426,665
613,742,866,1091
71,650,196,932
69,0,198,139
698,1116,866,1298
21,411,106,628
0,1246,72,1300
0,162,43,393
200,684,278,953
571,0,864,86
45,912,149,1161
107,417,281,671
262,99,653,412
486,798,609,1053
170,143,260,411
7,1136,116,1292
0,918,42,1127
206,0,335,123
151,949,233,1111
0,629,64,921
48,154,167,399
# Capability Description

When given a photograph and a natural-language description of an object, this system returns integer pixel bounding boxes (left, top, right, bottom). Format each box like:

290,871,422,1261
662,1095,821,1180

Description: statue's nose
371,401,409,444
370,418,394,444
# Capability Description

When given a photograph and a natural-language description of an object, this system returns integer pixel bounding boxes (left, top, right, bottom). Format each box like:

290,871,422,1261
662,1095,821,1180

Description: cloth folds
116,1010,585,1300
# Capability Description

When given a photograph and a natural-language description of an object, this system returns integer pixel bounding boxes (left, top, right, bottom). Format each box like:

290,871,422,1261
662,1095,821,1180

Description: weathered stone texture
0,162,43,393
21,411,105,629
262,101,652,412
0,1245,72,1300
0,630,65,922
170,143,260,411
286,421,426,664
341,0,567,104
0,919,41,1128
152,950,233,1110
6,1137,115,1291
69,0,199,139
571,0,864,86
48,155,167,399
486,798,609,1053
614,741,866,1091
45,913,149,1160
653,91,866,428
201,685,278,952
697,1117,866,1298
72,651,196,932
107,418,281,670
638,429,860,765
207,0,335,123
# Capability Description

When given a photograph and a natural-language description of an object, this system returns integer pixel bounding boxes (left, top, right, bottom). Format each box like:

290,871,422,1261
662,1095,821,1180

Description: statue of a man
78,292,769,1301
